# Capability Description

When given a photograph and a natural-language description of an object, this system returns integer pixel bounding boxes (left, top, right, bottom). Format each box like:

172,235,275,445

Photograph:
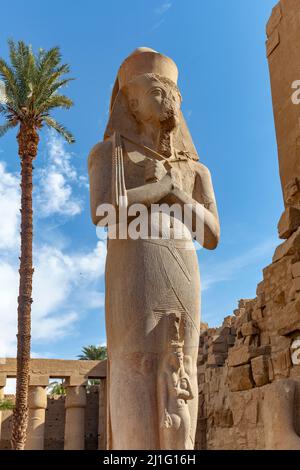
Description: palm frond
0,58,19,103
37,46,61,75
33,48,64,100
38,94,73,114
43,116,75,143
0,40,75,140
78,345,107,361
7,40,36,107
35,77,74,109
0,120,17,137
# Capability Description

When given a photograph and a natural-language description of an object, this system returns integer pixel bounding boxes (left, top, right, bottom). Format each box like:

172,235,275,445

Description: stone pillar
266,1,300,238
64,384,87,450
98,378,107,450
25,375,48,450
0,375,6,443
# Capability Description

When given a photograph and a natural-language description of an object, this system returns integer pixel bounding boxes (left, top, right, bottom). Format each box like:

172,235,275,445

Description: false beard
158,108,179,158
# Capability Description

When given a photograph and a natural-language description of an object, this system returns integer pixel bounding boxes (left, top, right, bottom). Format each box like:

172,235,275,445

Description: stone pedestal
25,381,48,450
64,385,87,450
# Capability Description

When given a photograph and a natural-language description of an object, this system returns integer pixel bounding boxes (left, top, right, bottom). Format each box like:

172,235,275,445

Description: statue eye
151,88,163,96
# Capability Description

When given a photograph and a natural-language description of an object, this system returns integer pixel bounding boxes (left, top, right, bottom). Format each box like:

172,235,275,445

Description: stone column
98,378,107,450
266,1,300,238
0,375,6,443
64,383,87,450
25,375,48,450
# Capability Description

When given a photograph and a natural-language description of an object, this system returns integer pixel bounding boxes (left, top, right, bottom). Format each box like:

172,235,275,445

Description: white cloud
201,237,278,292
0,162,20,251
36,131,82,217
0,241,106,356
152,18,165,31
155,1,172,15
0,159,106,357
0,261,19,356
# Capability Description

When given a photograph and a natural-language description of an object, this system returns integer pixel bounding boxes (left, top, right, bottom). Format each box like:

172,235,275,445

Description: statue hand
145,159,167,183
169,167,183,190
162,409,173,428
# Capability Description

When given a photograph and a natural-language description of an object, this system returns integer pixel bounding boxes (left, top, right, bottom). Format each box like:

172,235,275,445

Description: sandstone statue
88,47,220,449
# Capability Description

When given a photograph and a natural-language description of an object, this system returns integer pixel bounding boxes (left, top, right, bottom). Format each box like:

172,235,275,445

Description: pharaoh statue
88,47,220,450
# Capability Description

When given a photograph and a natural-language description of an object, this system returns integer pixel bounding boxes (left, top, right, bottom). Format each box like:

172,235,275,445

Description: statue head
124,73,182,132
104,47,199,161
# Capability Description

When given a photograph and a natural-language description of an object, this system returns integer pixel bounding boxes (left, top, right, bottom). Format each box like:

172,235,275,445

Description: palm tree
78,345,107,361
78,345,107,387
46,381,66,396
0,39,74,450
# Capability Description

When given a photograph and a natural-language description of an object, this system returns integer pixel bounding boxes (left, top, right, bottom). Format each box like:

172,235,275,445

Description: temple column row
0,375,106,449
25,375,48,450
64,384,87,450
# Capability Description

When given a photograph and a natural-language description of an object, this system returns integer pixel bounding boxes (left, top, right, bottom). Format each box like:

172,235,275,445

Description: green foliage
47,381,66,396
78,345,108,361
0,398,15,410
0,39,74,142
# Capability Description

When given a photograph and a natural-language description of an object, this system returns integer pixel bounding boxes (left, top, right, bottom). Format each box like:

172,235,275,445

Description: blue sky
0,0,281,361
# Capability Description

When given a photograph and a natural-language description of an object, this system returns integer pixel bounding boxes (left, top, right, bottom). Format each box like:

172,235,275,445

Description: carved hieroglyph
88,47,220,449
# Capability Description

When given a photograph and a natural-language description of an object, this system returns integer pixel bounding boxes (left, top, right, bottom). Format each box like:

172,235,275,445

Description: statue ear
129,98,139,112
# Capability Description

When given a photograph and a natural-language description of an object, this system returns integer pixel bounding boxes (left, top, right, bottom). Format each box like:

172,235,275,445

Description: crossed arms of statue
88,140,220,250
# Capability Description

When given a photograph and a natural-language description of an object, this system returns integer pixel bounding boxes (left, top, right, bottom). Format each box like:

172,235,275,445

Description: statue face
127,75,181,130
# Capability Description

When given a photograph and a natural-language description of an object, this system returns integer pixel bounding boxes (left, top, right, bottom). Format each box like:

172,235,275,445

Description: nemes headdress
104,47,199,161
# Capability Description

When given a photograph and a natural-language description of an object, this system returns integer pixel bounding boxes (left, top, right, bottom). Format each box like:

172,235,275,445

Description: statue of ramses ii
88,47,220,450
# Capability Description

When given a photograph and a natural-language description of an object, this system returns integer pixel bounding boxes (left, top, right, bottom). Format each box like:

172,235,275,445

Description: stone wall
195,232,300,449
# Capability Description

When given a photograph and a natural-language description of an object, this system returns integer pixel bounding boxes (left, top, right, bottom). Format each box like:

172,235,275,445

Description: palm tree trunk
11,123,39,450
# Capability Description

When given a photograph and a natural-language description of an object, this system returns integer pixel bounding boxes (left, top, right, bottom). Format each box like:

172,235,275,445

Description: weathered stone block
271,348,292,378
207,353,226,367
271,334,291,353
273,227,300,263
208,342,228,354
219,326,231,337
292,277,300,293
251,356,269,387
228,346,252,366
227,334,236,346
256,281,265,296
197,353,207,366
241,321,259,337
29,374,49,386
278,207,300,239
229,365,254,392
275,298,300,336
256,293,266,309
292,262,300,278
198,372,205,384
230,326,236,335
228,345,270,367
260,332,270,346
213,409,233,428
